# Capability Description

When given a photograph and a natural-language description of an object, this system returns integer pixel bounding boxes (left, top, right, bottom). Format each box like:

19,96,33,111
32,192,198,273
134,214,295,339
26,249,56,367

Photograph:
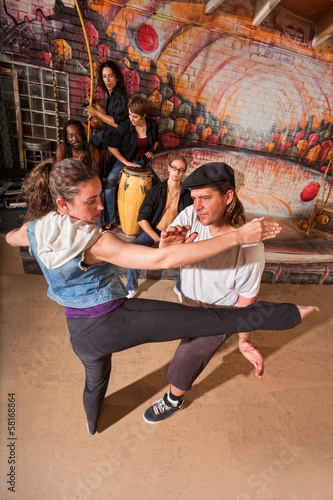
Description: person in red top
103,96,160,227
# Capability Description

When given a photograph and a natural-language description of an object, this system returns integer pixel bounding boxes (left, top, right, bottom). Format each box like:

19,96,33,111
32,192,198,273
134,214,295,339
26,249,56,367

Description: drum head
122,166,152,176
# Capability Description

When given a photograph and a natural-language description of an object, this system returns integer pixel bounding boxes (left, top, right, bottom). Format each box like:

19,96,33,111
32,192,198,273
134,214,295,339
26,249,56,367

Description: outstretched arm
237,295,264,378
159,217,280,249
85,218,281,270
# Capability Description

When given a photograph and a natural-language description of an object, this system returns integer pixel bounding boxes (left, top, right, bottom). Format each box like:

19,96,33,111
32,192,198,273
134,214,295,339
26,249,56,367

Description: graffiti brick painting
0,0,332,217
1,4,333,498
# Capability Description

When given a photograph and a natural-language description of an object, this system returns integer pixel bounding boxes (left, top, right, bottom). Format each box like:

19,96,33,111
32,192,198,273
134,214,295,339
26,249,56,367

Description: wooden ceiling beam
312,6,333,47
204,0,227,15
252,0,281,27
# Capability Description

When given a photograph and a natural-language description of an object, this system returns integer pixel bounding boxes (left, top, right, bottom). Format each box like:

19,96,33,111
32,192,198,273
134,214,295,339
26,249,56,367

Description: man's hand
86,105,98,119
159,225,198,248
85,94,97,105
239,340,264,378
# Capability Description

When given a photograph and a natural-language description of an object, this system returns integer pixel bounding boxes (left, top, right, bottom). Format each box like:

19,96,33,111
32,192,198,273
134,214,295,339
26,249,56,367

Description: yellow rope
74,0,94,142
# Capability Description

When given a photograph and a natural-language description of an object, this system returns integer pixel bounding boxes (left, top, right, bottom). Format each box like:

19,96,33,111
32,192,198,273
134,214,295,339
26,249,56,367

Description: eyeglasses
169,164,186,173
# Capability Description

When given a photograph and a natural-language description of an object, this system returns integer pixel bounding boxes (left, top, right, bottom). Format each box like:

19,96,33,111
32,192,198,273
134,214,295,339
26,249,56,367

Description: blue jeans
126,232,155,291
104,159,128,224
89,131,104,149
126,232,181,292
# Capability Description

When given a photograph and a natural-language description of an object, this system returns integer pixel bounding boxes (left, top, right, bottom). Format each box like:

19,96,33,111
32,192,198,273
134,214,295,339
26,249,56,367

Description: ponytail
22,159,56,221
22,158,98,221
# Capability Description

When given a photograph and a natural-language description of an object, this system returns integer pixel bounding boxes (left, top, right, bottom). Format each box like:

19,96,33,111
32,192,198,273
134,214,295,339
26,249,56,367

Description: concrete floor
0,233,332,500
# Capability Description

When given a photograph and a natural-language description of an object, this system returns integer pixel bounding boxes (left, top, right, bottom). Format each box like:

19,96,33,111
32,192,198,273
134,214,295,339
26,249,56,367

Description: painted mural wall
0,0,332,217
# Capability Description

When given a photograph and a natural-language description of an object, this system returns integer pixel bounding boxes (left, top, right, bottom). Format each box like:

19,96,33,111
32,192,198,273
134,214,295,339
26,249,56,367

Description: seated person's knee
105,178,118,190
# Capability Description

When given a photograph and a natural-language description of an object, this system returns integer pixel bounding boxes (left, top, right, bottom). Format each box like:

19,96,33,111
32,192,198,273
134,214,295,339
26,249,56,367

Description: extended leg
105,299,302,352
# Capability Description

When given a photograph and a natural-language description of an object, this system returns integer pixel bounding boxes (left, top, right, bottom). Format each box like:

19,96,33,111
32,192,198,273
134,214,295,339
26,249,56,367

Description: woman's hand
237,217,281,245
159,225,198,247
126,162,143,168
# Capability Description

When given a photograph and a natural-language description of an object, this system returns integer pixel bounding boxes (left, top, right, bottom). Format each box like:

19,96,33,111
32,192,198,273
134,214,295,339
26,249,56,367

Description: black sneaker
143,393,184,424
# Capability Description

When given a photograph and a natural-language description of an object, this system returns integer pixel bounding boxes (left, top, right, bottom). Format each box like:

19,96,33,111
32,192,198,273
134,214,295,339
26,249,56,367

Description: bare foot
87,422,96,435
297,305,319,319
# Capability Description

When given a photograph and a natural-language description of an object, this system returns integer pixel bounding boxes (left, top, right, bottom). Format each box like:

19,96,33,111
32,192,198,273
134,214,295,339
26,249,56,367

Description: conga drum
117,166,153,235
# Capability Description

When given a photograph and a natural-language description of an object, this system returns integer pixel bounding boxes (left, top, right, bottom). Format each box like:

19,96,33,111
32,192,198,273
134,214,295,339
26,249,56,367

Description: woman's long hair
22,158,97,222
212,184,246,228
98,60,126,94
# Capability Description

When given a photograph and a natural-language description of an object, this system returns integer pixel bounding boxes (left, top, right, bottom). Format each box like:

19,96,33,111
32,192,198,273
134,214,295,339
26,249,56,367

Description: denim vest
27,219,127,308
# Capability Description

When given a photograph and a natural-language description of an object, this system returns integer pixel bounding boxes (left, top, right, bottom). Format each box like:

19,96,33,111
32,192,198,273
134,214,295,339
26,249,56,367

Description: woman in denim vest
6,158,317,435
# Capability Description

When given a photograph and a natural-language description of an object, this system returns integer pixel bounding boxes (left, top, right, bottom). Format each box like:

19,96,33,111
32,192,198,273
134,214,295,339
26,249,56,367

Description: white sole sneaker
143,394,184,424
173,286,182,302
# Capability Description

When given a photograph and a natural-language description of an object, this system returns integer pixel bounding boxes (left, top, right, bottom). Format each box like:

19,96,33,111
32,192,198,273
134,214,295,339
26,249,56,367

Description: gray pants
167,334,232,391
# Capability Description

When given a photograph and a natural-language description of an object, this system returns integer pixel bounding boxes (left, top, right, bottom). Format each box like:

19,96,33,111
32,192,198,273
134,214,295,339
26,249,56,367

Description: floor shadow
188,324,314,404
137,278,158,294
97,362,169,433
97,320,318,432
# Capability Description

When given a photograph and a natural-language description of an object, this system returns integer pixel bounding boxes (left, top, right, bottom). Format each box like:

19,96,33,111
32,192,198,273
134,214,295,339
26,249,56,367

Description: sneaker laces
153,398,179,415
152,397,172,416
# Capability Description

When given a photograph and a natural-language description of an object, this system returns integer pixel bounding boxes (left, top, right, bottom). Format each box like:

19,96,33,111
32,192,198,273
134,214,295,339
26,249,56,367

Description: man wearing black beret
143,162,267,423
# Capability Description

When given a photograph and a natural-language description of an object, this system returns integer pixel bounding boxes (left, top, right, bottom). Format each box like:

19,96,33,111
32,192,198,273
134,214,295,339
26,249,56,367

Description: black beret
181,162,235,189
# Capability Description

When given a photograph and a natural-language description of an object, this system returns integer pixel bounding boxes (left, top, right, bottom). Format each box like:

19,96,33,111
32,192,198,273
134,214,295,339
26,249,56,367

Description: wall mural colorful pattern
152,148,329,218
0,0,332,216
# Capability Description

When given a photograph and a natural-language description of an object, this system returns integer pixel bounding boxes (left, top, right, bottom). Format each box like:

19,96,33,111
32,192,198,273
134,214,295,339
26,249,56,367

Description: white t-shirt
172,205,265,308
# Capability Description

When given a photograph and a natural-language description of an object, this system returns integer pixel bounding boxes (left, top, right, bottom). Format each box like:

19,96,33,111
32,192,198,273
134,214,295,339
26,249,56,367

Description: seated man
143,162,267,423
126,155,192,298
56,119,100,172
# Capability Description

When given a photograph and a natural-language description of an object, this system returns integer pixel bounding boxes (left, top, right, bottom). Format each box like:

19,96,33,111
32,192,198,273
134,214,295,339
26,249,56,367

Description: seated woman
86,60,128,151
5,158,317,435
126,155,191,298
104,95,160,227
